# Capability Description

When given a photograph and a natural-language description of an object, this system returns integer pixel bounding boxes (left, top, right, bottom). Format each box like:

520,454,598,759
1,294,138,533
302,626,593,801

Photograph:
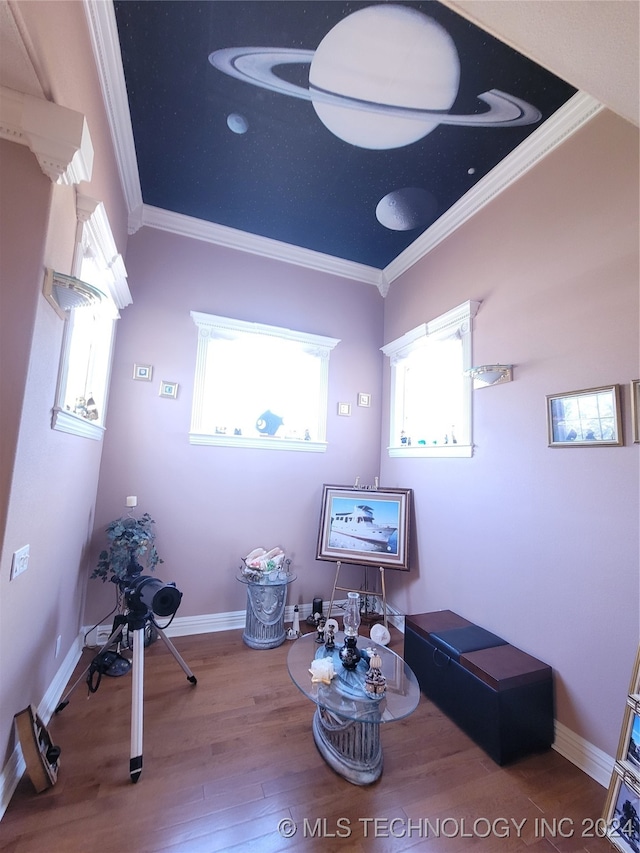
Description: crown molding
141,204,384,288
383,91,603,284
82,0,142,212
0,85,93,184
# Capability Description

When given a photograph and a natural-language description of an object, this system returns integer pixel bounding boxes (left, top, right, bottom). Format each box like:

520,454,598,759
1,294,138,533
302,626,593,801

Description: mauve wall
85,230,385,624
0,3,129,768
380,109,639,759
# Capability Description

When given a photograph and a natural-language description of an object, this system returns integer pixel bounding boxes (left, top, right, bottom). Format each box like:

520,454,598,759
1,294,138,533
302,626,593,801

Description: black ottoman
404,611,554,765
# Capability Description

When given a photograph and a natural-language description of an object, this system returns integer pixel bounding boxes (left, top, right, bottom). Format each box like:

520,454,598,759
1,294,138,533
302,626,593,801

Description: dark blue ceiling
113,1,576,270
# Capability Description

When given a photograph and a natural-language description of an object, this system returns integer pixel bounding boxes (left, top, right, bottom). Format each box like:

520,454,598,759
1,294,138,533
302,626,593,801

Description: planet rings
209,47,542,127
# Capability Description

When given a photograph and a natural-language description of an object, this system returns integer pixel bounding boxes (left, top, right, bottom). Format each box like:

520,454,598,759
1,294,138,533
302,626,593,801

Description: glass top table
287,631,420,784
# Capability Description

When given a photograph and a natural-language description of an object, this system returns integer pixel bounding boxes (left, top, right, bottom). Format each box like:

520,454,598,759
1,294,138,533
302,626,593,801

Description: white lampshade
466,364,513,388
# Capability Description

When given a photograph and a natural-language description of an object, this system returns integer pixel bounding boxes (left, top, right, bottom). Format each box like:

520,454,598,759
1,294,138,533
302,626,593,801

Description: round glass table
236,572,297,649
287,631,420,784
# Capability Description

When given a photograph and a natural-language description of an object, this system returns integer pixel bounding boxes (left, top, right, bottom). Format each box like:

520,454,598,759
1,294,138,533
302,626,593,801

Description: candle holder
339,592,361,669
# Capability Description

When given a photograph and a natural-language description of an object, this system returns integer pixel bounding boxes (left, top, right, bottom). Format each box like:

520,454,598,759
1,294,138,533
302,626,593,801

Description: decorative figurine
339,592,361,669
324,618,338,650
291,604,300,636
365,648,386,696
315,617,326,643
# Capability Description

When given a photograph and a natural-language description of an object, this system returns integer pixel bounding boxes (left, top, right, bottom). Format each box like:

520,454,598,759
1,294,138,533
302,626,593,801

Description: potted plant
92,512,163,583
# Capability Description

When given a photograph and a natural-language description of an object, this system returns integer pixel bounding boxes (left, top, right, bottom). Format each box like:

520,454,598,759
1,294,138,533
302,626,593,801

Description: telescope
55,571,195,783
122,574,182,619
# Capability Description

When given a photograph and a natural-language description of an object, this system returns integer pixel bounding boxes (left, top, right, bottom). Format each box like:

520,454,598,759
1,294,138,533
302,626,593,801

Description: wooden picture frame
316,484,411,571
546,384,622,447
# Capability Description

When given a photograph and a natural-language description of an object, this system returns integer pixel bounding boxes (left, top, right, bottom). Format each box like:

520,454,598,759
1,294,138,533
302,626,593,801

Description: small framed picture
357,392,371,408
631,380,640,443
602,763,640,852
616,698,640,776
133,364,153,381
546,385,622,447
337,402,351,416
159,381,178,399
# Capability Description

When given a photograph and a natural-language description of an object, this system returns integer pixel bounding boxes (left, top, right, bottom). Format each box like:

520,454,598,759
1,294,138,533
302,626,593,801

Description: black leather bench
404,610,554,765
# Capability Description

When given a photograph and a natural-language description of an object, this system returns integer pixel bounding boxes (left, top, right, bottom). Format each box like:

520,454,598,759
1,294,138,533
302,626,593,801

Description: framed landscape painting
316,485,411,571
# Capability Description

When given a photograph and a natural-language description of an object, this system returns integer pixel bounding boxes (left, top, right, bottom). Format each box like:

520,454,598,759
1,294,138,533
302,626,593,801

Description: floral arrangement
92,512,163,583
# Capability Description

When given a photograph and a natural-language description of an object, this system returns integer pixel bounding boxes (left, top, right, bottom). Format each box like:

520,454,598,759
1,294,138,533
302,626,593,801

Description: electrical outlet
10,545,29,580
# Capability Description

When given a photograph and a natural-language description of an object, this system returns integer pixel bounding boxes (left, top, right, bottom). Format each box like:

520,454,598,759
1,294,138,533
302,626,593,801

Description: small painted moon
376,187,438,231
227,113,248,134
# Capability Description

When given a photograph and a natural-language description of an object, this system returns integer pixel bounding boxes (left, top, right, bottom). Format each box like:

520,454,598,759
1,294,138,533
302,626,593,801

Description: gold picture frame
546,384,622,447
602,762,640,852
631,380,639,443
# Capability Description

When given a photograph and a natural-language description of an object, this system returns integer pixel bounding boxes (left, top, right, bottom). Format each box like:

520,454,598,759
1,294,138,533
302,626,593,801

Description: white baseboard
1,602,612,821
1,632,85,820
552,720,613,788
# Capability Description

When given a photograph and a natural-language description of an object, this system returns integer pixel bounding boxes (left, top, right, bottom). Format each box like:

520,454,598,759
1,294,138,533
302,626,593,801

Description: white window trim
381,300,480,458
190,311,340,452
51,194,131,440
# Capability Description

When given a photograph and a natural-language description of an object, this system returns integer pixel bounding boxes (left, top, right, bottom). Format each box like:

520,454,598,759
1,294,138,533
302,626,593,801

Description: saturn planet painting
113,0,578,268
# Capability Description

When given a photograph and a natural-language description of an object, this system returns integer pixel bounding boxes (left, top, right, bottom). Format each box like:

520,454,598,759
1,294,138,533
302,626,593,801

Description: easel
326,477,388,628
327,561,388,628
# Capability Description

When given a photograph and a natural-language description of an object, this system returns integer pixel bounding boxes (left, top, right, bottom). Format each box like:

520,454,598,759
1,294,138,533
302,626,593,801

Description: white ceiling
442,0,639,127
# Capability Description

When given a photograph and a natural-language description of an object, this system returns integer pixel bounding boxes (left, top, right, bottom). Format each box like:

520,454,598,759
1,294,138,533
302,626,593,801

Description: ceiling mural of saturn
113,1,577,270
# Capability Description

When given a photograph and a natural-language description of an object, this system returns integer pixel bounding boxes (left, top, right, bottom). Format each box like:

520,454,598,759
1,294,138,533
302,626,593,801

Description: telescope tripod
55,609,197,783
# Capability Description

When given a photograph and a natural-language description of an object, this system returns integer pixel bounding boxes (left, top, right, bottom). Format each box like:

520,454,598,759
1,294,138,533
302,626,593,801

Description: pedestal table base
312,706,382,785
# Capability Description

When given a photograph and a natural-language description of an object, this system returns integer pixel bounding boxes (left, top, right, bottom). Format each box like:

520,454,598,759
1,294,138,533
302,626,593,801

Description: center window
190,312,340,452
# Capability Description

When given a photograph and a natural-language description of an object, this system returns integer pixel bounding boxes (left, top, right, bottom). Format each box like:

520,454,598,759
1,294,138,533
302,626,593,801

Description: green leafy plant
92,512,163,582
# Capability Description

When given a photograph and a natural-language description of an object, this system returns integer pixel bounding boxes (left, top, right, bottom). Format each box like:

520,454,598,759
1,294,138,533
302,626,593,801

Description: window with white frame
51,196,131,440
381,300,480,458
190,312,340,452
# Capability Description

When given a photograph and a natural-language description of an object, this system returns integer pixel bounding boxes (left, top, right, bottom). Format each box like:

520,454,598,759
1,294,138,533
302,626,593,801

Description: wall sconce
43,268,104,319
466,364,513,388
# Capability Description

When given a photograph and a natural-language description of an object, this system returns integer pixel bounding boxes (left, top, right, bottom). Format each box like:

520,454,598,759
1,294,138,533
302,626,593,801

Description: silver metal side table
236,572,296,649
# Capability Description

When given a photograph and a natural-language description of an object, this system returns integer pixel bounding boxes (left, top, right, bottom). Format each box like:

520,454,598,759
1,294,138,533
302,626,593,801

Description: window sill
52,408,105,440
189,433,328,452
387,443,473,458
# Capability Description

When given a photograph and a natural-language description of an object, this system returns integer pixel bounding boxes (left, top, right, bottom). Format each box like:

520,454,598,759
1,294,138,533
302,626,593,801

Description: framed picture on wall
546,385,622,447
316,484,411,571
631,380,640,443
602,763,640,853
616,698,640,776
159,381,179,399
133,363,153,381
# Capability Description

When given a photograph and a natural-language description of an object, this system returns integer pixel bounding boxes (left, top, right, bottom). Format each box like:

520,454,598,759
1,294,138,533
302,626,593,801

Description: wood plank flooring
1,627,611,852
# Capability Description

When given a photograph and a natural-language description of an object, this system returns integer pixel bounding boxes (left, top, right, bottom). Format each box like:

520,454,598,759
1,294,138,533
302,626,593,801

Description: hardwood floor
2,627,611,852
